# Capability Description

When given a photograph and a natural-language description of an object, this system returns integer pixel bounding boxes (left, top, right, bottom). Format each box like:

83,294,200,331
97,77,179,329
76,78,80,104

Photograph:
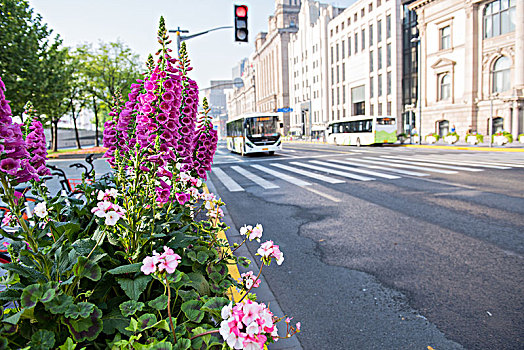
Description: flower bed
466,133,483,145
444,132,459,144
0,18,299,349
492,131,513,145
425,133,440,144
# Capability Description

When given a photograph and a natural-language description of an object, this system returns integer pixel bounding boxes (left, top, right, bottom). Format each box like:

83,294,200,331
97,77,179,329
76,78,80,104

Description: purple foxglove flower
163,79,175,90
162,91,174,102
157,113,168,123
0,158,20,175
144,81,157,92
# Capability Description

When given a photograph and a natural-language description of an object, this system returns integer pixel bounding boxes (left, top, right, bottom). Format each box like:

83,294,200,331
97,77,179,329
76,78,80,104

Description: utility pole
411,36,422,144
169,26,233,57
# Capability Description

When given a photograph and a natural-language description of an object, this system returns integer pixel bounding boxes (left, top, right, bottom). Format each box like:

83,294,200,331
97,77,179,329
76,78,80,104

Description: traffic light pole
169,26,233,57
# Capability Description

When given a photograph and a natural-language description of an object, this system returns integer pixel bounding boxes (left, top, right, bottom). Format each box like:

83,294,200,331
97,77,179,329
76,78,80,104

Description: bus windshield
245,116,279,137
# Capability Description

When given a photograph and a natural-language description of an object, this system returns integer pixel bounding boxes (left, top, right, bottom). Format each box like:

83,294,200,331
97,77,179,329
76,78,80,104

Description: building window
369,3,373,12
369,51,374,72
492,56,511,93
336,25,339,34
343,86,346,103
331,68,334,84
361,8,365,17
331,46,334,64
348,36,352,56
362,29,366,50
336,43,339,61
332,88,334,105
354,13,358,22
351,85,366,115
342,63,346,81
348,18,351,26
337,87,340,104
387,71,391,95
439,74,451,100
387,101,391,115
440,26,451,50
341,22,344,30
377,19,382,42
369,24,373,46
387,43,391,67
484,0,516,39
378,47,382,70
370,77,374,98
370,104,374,115
337,65,340,83
378,74,383,96
342,40,345,59
378,102,382,115
354,33,358,53
377,0,381,6
386,15,391,39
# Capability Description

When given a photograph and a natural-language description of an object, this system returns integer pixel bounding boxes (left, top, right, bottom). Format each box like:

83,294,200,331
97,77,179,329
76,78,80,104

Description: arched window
438,120,449,137
440,74,451,100
484,0,516,39
492,56,511,93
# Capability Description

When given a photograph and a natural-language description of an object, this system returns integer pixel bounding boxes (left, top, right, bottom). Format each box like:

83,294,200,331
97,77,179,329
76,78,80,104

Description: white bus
226,113,282,156
326,116,397,146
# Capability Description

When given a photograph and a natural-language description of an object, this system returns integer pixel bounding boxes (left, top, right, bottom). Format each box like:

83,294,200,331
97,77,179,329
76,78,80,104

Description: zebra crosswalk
210,153,520,193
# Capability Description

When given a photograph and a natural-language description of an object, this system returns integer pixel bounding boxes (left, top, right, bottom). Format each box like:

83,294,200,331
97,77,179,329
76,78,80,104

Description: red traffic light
236,5,247,18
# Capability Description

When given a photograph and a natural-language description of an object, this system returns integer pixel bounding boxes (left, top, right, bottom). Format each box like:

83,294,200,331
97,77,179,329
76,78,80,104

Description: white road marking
212,168,244,192
378,156,484,172
360,157,457,174
290,161,375,181
333,158,430,176
250,164,311,187
310,160,401,179
391,156,512,169
231,166,279,189
302,186,341,202
270,163,345,184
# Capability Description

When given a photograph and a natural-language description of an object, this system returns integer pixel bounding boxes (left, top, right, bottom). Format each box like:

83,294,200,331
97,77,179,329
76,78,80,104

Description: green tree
0,0,60,118
75,41,142,146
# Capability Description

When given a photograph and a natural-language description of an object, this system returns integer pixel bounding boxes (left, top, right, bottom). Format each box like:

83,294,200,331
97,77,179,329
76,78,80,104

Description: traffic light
234,5,248,42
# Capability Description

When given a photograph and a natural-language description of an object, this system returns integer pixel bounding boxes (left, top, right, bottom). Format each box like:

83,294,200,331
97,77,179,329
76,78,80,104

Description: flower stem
238,263,264,303
165,275,177,343
189,329,219,340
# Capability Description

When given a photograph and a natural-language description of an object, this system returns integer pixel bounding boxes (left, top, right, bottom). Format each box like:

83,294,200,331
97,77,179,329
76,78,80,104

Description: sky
29,0,357,89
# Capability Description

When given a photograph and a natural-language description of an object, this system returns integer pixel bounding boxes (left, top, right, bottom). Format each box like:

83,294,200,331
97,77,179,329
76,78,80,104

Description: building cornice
408,0,439,11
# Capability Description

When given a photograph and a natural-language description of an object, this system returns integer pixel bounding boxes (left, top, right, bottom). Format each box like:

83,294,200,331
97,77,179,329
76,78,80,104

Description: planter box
466,135,479,145
493,135,508,146
519,135,524,143
444,135,458,144
426,136,437,144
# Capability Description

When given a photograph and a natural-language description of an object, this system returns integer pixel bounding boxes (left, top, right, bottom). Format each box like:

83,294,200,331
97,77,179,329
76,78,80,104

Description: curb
204,180,303,350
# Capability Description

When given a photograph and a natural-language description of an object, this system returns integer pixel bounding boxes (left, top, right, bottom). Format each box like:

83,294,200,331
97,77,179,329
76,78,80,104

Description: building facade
226,56,257,121
288,1,344,138
409,0,524,139
252,0,301,135
202,80,233,140
327,0,403,133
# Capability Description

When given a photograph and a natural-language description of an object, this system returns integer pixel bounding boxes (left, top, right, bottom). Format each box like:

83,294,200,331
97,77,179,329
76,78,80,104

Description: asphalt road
208,142,524,350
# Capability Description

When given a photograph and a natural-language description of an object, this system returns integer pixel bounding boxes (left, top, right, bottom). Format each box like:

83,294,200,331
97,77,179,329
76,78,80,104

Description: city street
208,142,524,350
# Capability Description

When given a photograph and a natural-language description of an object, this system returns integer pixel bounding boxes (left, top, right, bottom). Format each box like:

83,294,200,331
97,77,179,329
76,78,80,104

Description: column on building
513,0,524,138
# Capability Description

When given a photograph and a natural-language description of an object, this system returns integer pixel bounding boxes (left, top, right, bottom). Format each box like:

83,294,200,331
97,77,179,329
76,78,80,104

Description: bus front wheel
356,138,361,147
268,151,275,156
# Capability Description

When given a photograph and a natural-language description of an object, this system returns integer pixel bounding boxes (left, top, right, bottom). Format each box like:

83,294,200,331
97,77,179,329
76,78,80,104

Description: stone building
408,0,523,139
327,0,403,131
202,80,233,140
288,1,344,138
226,56,257,120
252,0,301,135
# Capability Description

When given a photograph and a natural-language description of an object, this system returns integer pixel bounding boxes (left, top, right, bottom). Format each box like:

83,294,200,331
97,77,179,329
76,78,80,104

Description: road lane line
378,156,484,172
333,158,430,176
270,163,345,184
310,160,401,179
212,168,244,192
360,157,457,174
290,161,375,181
302,186,341,202
431,157,523,168
231,166,279,189
390,156,512,169
250,164,311,187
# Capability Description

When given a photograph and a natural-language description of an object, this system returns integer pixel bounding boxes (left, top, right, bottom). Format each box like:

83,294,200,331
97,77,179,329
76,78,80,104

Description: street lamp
489,92,499,148
169,26,233,57
411,36,422,144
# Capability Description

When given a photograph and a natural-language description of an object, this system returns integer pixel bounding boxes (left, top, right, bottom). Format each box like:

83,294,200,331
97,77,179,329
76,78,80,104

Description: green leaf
152,319,171,332
181,300,204,323
207,263,228,283
124,317,139,332
101,310,131,336
44,293,74,314
191,326,210,349
73,256,102,281
149,342,173,350
178,289,199,301
30,330,55,350
185,272,210,296
64,302,95,319
174,338,191,350
21,284,43,308
107,263,142,274
196,251,209,264
63,306,103,342
148,294,168,311
137,313,157,331
1,263,46,283
0,289,21,303
3,309,24,324
58,337,76,350
119,300,144,317
202,297,229,313
116,275,151,301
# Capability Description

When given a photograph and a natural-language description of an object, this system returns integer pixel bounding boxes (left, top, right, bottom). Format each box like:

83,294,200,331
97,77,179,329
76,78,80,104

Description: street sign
277,107,293,113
